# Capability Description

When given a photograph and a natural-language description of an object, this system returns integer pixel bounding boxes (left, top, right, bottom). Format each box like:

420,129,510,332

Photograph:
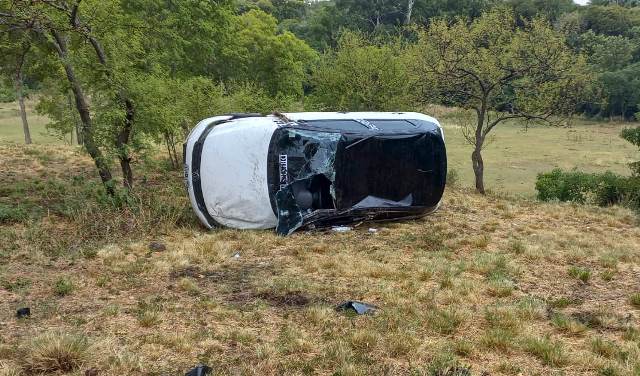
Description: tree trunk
50,30,114,195
473,103,487,195
471,148,485,194
405,0,415,25
164,131,179,170
14,73,31,145
82,24,135,189
116,99,134,189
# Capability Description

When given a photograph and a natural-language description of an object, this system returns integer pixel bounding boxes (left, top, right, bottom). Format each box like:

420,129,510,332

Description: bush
536,169,640,211
0,84,16,102
535,169,596,204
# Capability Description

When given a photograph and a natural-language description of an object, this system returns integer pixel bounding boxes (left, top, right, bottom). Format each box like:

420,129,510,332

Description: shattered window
369,119,418,131
300,120,368,132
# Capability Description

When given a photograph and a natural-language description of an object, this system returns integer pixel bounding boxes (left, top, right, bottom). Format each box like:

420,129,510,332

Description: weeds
551,313,588,335
522,336,567,367
19,332,88,374
568,266,591,283
591,337,618,359
426,308,463,335
53,277,74,296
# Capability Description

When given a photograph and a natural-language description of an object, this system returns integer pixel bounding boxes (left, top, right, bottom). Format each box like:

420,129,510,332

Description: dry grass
1,145,640,375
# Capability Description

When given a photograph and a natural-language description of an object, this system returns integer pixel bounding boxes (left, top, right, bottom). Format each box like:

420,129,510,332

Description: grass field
1,101,639,374
1,100,637,196
1,144,639,375
0,100,61,145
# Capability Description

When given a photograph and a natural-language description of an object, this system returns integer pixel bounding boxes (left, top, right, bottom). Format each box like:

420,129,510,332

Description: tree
581,5,640,36
218,9,317,97
621,126,640,175
506,0,576,24
308,31,414,111
1,1,117,192
411,8,590,193
0,32,32,144
1,0,239,192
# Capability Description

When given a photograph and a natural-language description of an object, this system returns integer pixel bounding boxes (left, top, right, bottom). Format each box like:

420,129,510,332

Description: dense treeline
1,0,639,196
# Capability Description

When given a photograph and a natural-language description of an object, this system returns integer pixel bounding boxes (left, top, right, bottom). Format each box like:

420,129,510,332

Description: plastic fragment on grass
335,301,378,315
16,307,30,318
185,364,212,376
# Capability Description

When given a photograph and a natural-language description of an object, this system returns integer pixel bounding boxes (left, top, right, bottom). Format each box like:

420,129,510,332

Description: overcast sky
573,0,589,5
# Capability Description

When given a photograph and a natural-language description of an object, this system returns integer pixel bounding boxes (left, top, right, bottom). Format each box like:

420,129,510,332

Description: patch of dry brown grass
1,145,640,375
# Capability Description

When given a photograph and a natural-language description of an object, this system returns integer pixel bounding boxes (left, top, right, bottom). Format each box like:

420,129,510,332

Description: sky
573,0,589,4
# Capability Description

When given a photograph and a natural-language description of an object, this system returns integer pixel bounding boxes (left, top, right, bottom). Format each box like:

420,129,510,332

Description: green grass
0,100,60,144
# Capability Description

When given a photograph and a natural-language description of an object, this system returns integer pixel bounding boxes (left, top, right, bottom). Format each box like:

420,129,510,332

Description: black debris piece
185,364,212,376
16,307,30,318
336,301,378,315
149,241,167,252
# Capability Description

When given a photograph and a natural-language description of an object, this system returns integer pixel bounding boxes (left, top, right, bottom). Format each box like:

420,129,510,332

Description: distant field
443,120,637,197
1,100,637,196
0,100,59,144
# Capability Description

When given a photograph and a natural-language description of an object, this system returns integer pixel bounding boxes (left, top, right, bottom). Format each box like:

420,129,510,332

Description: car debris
148,241,166,252
185,364,212,376
16,307,30,318
184,112,447,235
335,301,378,315
332,226,352,233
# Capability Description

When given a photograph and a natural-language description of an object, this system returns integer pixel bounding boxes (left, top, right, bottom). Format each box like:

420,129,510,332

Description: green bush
536,169,640,211
621,127,640,175
535,169,596,204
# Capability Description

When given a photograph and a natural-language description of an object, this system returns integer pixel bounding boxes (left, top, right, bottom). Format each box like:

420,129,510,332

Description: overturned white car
184,112,447,235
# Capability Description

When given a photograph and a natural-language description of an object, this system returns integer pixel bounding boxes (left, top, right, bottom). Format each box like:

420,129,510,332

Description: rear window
300,118,428,132
369,119,417,131
300,120,368,132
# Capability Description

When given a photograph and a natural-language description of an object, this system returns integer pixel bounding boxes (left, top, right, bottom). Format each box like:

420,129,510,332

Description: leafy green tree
578,31,636,71
411,8,590,193
590,0,640,7
308,32,414,111
219,9,317,97
1,0,118,192
506,0,576,23
410,0,496,24
283,1,345,50
581,5,640,36
621,126,640,175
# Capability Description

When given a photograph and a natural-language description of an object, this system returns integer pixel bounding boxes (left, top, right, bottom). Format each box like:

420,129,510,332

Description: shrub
535,169,640,211
20,332,88,374
522,336,567,367
621,127,640,175
535,169,596,204
0,204,28,224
